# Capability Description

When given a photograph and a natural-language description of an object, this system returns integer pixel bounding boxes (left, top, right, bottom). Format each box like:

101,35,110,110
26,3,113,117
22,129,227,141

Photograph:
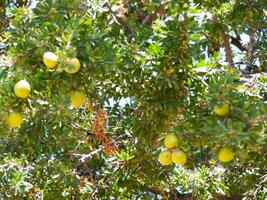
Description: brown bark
142,6,166,26
222,31,234,66
230,35,246,51
247,30,255,66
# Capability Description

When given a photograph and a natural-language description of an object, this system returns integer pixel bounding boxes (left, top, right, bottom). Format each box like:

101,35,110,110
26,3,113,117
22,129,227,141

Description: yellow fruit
218,147,234,162
158,151,172,166
14,80,31,99
7,112,23,128
64,58,80,74
171,150,187,165
166,67,175,74
70,90,85,108
43,52,58,68
164,134,178,149
214,103,230,116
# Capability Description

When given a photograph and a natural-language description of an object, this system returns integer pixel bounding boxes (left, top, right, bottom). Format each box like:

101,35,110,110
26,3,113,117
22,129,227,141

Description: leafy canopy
0,0,266,199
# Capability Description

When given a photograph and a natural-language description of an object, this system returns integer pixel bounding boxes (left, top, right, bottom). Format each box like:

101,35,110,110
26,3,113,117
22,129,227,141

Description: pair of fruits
6,80,31,127
43,52,81,74
213,104,234,162
159,134,187,166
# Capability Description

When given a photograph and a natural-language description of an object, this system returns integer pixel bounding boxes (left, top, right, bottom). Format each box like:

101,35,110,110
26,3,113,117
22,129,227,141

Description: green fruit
64,58,80,74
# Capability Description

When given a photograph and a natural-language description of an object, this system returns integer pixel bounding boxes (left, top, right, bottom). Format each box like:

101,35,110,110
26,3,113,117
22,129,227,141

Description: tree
0,0,266,199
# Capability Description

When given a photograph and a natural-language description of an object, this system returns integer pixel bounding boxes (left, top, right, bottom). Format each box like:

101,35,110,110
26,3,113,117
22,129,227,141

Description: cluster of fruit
213,103,234,163
158,104,234,166
6,52,86,128
159,134,187,166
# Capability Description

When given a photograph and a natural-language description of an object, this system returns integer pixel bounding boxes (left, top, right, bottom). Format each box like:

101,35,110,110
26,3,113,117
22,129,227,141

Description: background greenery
0,0,266,199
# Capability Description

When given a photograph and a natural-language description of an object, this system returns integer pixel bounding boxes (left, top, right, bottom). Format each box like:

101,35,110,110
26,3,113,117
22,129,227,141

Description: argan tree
0,0,266,199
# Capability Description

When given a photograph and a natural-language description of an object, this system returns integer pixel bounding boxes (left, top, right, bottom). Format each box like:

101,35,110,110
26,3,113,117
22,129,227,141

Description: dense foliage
0,0,266,199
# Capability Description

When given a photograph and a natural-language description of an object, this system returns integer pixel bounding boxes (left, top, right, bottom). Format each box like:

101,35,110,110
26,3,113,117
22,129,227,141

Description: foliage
0,0,266,199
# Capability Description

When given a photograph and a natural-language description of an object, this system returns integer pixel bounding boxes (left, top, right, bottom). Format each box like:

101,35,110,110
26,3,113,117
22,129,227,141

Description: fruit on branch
14,80,31,99
171,150,187,165
70,90,85,108
218,147,234,163
213,103,230,117
6,112,23,128
159,151,172,166
64,58,80,74
43,52,58,69
164,134,179,149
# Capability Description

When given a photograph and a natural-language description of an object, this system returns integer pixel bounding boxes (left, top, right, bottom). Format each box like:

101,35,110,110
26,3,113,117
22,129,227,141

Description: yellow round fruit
64,58,80,74
70,90,85,108
164,134,178,149
7,112,23,128
218,147,234,163
171,150,187,165
14,80,31,99
214,103,230,116
43,52,58,68
158,151,172,166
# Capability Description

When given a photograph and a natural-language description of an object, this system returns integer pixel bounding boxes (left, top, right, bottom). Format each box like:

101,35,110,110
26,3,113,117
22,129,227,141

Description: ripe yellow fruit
70,90,85,108
43,52,58,68
158,151,172,165
7,112,23,128
218,147,234,163
171,150,187,165
214,103,230,116
164,134,178,149
14,80,31,99
64,58,80,74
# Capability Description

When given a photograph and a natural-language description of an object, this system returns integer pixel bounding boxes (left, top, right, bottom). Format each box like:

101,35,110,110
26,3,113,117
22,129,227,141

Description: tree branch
146,187,193,200
104,0,135,33
230,35,246,51
222,31,234,66
211,15,234,66
247,29,256,66
142,6,166,26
